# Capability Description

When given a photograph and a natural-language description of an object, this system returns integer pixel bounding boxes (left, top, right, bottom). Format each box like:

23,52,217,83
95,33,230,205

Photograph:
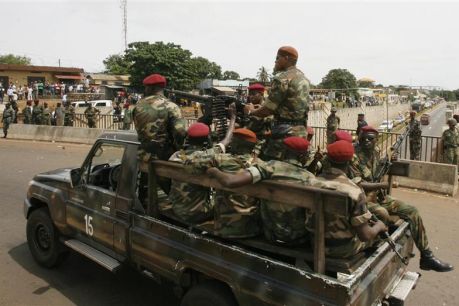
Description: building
0,64,84,89
85,73,130,87
198,79,250,96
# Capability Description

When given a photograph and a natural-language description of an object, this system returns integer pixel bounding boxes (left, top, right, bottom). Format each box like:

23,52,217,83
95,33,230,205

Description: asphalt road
0,139,457,306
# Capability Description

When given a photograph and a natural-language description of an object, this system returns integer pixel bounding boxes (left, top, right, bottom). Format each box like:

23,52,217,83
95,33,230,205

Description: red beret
360,125,379,135
187,123,210,138
248,83,265,93
327,140,354,163
143,74,166,87
410,110,416,115
233,128,257,143
123,103,130,109
278,46,298,59
307,126,314,135
334,130,352,143
283,136,309,152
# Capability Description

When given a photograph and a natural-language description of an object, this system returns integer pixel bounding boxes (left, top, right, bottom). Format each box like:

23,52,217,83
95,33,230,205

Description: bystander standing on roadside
54,102,64,126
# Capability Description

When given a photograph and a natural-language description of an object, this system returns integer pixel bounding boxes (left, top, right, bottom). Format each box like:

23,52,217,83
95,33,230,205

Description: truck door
67,141,126,251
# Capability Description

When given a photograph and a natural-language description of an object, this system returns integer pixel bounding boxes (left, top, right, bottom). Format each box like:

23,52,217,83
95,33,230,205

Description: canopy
55,75,83,80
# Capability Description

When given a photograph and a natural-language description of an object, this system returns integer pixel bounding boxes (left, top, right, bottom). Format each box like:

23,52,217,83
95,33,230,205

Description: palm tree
257,66,270,84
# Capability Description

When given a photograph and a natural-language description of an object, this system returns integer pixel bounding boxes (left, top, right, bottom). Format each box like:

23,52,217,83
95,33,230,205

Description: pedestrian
408,111,422,160
356,113,368,136
32,82,38,100
22,100,33,124
32,100,43,125
326,107,340,144
133,73,186,171
351,125,454,272
27,85,33,100
244,46,310,160
54,102,64,126
2,103,14,138
7,86,14,102
84,103,100,128
442,118,459,165
122,103,132,130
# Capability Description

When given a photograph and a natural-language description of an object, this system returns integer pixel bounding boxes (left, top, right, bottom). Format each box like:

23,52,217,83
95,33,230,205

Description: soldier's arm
351,193,387,242
206,167,253,188
219,103,237,148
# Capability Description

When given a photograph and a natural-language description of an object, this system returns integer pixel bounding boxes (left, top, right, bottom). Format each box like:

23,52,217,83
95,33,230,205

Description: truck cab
24,132,419,306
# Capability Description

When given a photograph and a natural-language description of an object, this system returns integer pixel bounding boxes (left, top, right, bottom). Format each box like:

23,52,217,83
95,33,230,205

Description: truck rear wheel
26,208,67,268
180,281,237,306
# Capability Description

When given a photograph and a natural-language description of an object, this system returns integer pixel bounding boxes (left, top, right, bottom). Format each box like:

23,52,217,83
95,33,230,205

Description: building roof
86,74,130,81
0,64,83,73
212,86,236,93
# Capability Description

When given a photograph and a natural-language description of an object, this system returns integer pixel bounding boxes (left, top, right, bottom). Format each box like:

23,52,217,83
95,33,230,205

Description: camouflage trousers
261,125,307,160
87,119,96,128
444,148,458,165
368,196,429,252
326,129,337,145
260,201,308,245
409,140,421,160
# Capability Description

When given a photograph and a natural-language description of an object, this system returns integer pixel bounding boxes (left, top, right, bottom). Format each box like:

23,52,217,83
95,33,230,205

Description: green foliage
0,54,31,65
222,70,240,80
103,54,130,74
320,68,358,98
189,56,222,80
256,66,270,83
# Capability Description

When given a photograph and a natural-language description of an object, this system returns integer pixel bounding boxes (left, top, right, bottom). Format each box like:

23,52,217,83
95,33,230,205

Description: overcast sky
1,0,458,89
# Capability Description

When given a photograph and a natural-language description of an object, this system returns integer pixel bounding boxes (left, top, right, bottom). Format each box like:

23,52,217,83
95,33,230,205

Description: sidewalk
393,187,459,305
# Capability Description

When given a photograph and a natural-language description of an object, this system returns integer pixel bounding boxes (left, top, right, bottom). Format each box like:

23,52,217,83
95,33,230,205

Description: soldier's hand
244,103,255,115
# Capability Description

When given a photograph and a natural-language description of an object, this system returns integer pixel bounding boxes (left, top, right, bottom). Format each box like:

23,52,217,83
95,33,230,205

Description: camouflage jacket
263,66,310,122
123,108,133,124
408,119,422,142
356,119,368,135
133,94,186,163
304,168,370,241
84,107,100,119
2,108,14,123
349,145,381,182
42,107,51,124
64,106,75,120
442,128,459,149
22,107,33,123
326,115,340,131
32,105,43,117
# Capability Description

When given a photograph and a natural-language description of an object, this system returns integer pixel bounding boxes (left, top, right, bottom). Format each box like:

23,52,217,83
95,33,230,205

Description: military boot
420,250,454,272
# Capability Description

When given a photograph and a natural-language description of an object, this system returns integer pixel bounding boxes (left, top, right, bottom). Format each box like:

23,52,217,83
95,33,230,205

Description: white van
71,101,90,108
90,100,113,108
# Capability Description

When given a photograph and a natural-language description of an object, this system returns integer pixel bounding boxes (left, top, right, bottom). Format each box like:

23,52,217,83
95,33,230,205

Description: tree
0,54,31,65
124,41,198,90
256,66,270,84
222,70,240,80
357,80,374,88
103,54,130,74
189,56,222,80
319,68,358,98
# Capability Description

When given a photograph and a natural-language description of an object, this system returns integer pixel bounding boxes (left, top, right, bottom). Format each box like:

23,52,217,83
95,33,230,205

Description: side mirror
70,169,82,188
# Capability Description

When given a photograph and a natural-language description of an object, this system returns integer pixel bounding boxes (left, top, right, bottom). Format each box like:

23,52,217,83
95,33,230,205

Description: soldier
442,118,459,165
122,103,132,130
185,128,261,238
32,100,43,125
350,125,453,272
22,100,33,124
244,46,310,160
54,102,64,126
133,73,186,170
326,107,340,144
2,103,14,138
84,103,100,128
356,113,368,136
42,102,52,125
64,102,75,127
408,111,422,160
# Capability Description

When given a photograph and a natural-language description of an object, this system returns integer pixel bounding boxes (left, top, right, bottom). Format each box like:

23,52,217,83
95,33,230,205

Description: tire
180,281,237,306
26,208,67,268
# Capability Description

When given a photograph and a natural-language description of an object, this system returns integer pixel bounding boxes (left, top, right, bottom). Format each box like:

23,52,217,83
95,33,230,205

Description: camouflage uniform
133,94,186,164
185,150,261,238
2,105,14,137
22,106,33,124
84,105,100,128
64,105,75,127
261,67,310,160
350,144,430,252
122,108,132,130
246,159,314,244
305,168,373,258
441,128,459,165
245,115,272,156
42,106,52,125
32,104,43,125
408,118,422,160
356,119,368,136
326,114,340,144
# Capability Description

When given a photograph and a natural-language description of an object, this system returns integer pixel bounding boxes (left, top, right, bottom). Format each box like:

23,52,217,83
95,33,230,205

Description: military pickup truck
24,132,419,306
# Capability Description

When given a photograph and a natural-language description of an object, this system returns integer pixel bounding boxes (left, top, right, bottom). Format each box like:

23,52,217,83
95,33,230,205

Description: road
0,139,458,306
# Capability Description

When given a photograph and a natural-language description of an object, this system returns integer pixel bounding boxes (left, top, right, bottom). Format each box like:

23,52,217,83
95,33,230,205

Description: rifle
164,89,246,141
371,214,409,265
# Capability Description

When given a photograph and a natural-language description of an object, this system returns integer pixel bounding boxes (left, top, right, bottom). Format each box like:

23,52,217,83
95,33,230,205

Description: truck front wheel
180,281,237,306
26,208,67,268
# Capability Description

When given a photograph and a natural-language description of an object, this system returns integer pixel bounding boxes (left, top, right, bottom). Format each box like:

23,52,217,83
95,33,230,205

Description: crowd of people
131,46,453,273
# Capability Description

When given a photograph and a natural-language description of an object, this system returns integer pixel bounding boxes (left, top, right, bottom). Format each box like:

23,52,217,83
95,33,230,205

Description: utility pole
121,0,128,50
58,59,61,67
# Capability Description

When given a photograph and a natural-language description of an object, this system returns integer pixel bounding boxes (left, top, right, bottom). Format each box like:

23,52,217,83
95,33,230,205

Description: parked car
421,113,430,125
378,120,394,132
71,101,90,108
90,100,113,108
